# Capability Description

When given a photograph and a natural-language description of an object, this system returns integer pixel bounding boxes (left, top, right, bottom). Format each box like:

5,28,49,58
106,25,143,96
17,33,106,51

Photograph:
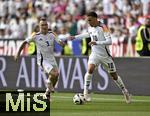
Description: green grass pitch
50,93,150,116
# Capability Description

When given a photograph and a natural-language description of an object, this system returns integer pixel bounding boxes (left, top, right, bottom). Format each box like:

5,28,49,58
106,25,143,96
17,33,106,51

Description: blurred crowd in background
0,0,150,57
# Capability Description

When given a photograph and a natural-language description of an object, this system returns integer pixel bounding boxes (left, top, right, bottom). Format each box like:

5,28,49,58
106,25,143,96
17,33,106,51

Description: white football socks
114,76,126,91
83,72,92,95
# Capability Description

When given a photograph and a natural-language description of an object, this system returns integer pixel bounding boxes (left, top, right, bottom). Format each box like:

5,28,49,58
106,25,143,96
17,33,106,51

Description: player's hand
68,36,75,40
88,41,97,46
14,54,19,61
59,40,66,47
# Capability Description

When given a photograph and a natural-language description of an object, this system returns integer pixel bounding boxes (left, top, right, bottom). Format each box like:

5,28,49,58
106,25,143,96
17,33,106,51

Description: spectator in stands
135,17,150,56
128,17,139,56
0,28,6,38
141,0,150,16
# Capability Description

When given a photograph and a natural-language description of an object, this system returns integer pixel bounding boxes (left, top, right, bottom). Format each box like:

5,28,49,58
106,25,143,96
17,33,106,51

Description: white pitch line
52,95,150,102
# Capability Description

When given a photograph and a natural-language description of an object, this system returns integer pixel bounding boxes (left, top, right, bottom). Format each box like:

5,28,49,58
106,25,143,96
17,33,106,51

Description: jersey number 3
46,41,50,46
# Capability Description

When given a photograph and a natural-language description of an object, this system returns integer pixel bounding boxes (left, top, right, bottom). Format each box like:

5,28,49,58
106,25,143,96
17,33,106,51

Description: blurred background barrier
0,39,27,56
0,38,137,57
0,56,150,95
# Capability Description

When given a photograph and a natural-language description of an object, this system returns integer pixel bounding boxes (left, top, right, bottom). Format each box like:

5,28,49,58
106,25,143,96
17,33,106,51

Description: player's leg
110,72,131,104
42,60,59,101
44,68,59,102
109,72,126,90
48,68,59,89
46,75,54,93
102,57,131,103
83,63,95,101
83,54,98,101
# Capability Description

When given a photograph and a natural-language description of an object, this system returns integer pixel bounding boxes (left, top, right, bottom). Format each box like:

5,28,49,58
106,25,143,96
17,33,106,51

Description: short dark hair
40,17,47,21
86,11,98,18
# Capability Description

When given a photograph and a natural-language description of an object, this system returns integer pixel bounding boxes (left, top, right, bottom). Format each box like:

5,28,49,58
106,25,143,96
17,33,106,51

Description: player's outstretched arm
68,33,90,41
14,41,27,61
68,36,75,40
51,31,66,47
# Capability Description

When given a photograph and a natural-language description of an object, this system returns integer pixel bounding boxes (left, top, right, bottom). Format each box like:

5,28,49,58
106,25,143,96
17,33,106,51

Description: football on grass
73,93,85,105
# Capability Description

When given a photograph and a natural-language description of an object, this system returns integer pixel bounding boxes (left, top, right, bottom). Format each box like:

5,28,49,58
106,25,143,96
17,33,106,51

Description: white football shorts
88,53,116,73
41,59,58,74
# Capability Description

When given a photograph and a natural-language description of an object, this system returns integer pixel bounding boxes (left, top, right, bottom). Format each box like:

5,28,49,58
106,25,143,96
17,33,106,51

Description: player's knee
88,64,95,74
112,76,117,80
53,71,59,78
88,68,94,74
50,68,59,78
110,72,118,80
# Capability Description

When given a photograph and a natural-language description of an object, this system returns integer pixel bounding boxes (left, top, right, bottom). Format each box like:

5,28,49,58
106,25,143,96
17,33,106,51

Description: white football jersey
25,31,56,66
75,24,111,57
88,26,111,57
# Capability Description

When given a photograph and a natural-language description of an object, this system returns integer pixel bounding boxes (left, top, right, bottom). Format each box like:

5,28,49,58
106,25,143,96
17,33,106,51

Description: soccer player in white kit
14,17,65,102
69,12,131,104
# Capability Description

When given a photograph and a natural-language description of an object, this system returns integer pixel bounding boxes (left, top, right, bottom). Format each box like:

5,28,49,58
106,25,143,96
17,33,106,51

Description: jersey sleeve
96,25,112,45
96,38,112,45
75,32,90,40
101,24,111,38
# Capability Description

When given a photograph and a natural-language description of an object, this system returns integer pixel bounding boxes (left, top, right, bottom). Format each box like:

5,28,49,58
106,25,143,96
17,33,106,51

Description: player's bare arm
68,36,75,40
14,41,27,61
14,34,34,61
58,39,66,47
51,31,66,47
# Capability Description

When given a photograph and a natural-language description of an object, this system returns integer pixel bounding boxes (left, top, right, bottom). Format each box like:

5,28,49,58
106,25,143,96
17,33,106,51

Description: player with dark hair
14,17,65,102
69,11,131,104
